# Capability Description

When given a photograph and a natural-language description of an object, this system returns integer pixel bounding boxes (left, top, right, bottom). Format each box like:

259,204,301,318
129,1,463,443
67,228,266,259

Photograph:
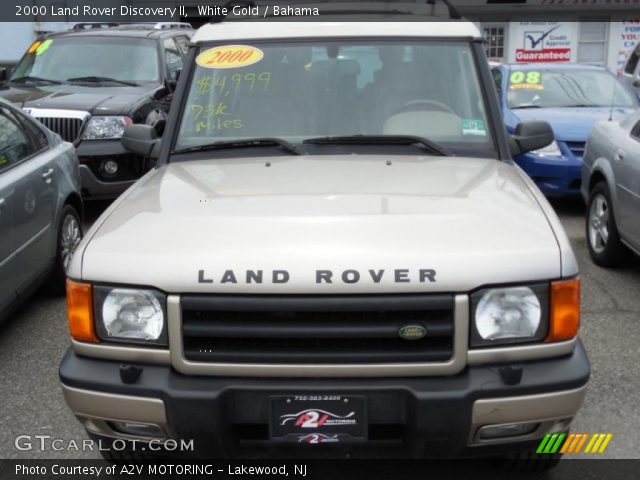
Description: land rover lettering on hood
60,18,589,469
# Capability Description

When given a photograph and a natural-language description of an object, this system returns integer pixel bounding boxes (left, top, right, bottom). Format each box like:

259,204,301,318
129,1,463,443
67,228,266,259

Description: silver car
582,110,640,266
0,97,83,320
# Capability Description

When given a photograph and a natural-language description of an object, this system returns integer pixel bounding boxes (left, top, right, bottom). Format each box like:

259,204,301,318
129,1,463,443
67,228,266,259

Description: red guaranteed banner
515,48,571,62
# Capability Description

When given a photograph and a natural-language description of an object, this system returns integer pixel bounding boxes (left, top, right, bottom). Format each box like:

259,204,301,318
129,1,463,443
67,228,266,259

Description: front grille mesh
565,141,586,158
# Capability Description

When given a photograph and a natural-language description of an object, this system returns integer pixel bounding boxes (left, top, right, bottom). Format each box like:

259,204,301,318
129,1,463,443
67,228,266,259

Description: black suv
0,22,192,199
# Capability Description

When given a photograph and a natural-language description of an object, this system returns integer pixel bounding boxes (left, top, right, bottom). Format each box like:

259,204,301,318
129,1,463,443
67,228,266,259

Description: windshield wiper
302,134,452,156
558,104,598,108
511,105,542,109
10,76,62,85
173,138,302,155
67,76,139,86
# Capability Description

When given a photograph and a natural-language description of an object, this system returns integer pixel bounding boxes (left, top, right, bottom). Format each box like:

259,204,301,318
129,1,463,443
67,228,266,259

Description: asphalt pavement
0,199,638,464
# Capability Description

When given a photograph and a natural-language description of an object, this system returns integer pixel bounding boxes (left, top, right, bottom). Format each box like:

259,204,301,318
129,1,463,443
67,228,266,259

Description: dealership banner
513,21,574,63
617,20,640,74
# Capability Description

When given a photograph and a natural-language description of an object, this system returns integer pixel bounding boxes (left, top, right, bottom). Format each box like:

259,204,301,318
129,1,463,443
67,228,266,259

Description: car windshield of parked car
175,41,495,157
11,36,160,84
507,68,636,109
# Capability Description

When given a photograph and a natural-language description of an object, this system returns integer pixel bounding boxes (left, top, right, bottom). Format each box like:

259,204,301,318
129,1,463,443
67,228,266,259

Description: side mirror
121,124,161,159
633,79,640,88
510,121,554,156
0,68,7,83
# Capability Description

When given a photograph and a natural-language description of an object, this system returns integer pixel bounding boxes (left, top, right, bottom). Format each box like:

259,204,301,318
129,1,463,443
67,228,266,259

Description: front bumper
514,153,582,197
59,340,590,458
76,140,148,199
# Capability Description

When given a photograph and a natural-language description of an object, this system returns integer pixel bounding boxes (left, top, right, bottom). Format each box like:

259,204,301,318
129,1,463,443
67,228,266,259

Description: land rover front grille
180,294,455,364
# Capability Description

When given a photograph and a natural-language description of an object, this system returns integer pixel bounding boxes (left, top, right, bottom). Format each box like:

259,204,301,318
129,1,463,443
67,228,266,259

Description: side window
0,108,36,173
625,49,640,76
163,38,183,83
174,36,190,56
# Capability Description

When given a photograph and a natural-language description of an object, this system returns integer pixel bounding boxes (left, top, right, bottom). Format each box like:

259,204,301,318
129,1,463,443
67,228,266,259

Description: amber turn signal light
546,278,580,342
66,279,99,343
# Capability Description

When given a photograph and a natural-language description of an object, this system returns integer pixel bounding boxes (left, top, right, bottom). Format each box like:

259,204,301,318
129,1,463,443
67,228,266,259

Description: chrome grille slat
22,108,89,143
35,116,83,143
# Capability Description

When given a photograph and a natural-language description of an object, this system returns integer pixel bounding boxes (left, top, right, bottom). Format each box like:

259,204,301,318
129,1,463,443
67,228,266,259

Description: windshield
12,36,160,84
175,41,495,156
507,68,636,109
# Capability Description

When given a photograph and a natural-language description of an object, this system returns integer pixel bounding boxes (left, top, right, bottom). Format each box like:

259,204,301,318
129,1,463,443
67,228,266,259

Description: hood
77,155,562,294
0,84,156,115
509,107,635,142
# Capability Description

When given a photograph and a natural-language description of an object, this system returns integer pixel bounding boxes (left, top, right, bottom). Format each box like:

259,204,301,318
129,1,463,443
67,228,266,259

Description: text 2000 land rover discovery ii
60,19,590,466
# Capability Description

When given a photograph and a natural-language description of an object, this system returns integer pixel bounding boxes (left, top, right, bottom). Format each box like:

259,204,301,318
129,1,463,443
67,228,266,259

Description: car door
0,105,56,295
616,118,640,249
0,133,17,314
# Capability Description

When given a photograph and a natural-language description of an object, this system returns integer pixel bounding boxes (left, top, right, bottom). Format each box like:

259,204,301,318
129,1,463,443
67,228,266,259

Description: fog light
101,159,118,178
478,422,539,440
109,421,163,438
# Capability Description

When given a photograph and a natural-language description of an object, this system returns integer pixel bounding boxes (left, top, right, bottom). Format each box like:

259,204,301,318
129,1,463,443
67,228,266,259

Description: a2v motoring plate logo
279,409,357,429
297,434,340,444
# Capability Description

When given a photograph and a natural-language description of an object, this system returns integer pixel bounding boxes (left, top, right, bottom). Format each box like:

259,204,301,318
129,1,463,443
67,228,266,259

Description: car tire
586,182,626,268
49,205,83,294
500,449,562,472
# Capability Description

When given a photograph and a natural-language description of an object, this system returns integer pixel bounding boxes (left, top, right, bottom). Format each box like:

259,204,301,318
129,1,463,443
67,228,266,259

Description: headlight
94,286,167,345
83,116,132,140
531,140,562,157
470,284,548,347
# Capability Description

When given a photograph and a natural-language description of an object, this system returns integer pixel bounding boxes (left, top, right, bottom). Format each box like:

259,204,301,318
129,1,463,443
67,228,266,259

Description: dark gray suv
0,22,192,200
0,97,82,321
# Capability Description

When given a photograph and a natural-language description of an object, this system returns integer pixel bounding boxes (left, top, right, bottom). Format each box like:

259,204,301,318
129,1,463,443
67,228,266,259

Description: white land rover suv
60,15,589,467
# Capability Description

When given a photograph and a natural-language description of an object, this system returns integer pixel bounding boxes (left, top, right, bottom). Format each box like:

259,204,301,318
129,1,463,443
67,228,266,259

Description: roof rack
152,22,193,30
210,0,461,22
72,22,192,32
72,23,120,31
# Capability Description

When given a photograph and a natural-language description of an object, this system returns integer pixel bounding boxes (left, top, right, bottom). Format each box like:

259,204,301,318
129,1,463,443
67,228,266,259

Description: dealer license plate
270,394,367,444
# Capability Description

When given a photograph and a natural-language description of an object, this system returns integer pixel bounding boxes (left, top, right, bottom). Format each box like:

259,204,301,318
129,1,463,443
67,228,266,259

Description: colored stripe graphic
536,434,552,454
539,433,613,455
537,433,566,454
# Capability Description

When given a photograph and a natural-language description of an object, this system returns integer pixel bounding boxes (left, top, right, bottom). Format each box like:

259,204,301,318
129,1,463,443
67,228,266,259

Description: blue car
491,63,639,196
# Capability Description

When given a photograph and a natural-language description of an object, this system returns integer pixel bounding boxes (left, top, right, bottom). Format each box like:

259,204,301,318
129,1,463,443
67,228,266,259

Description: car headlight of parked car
93,286,167,345
470,284,549,347
83,116,132,140
531,140,562,157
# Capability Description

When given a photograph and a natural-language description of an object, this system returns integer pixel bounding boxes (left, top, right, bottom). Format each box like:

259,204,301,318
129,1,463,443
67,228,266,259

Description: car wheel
500,449,562,472
586,182,626,267
49,205,83,294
